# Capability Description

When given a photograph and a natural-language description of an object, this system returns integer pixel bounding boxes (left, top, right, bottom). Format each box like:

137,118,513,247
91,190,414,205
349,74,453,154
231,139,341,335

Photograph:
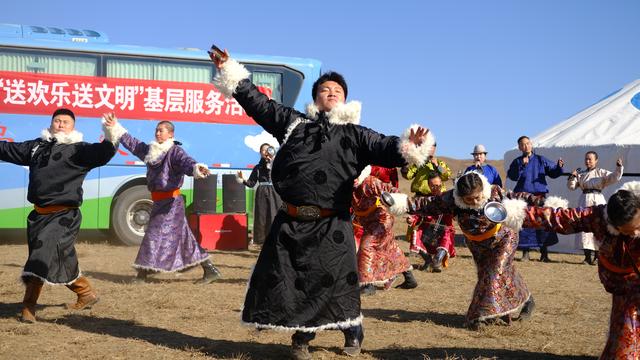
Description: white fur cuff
102,121,127,145
193,163,209,179
212,58,251,99
387,193,409,216
398,124,435,167
544,196,569,209
502,198,527,232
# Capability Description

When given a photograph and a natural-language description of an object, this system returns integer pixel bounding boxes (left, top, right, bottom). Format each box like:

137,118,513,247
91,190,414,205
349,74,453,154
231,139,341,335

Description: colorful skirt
600,292,640,359
466,227,531,324
133,195,209,272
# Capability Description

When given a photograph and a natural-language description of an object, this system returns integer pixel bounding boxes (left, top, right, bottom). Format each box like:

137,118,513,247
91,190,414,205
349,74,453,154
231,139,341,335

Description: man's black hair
607,190,640,228
312,71,348,101
52,108,75,121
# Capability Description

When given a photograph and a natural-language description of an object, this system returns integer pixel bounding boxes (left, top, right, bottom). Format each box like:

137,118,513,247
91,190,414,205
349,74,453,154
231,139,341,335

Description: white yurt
504,79,640,253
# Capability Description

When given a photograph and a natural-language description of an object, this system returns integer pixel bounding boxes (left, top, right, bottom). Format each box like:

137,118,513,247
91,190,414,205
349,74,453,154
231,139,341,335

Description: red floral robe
523,205,640,360
407,213,456,263
409,186,534,325
353,175,411,287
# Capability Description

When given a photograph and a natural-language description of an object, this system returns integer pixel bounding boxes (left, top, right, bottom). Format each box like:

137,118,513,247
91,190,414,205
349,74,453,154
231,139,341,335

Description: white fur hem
543,196,569,209
398,124,435,167
502,198,528,231
212,58,251,98
241,314,363,333
355,165,371,186
387,193,409,216
305,101,362,125
21,271,82,286
40,128,83,144
193,163,208,179
620,181,640,197
102,121,127,145
132,255,210,273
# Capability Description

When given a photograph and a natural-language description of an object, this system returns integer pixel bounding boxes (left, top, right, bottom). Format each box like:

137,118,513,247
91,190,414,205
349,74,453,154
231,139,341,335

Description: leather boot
540,246,552,263
132,269,149,283
418,251,432,271
521,249,531,261
396,271,418,289
342,325,364,357
582,249,592,265
518,295,536,321
65,276,98,310
291,331,315,360
431,248,447,273
195,260,222,284
20,276,43,323
360,284,376,296
592,251,599,266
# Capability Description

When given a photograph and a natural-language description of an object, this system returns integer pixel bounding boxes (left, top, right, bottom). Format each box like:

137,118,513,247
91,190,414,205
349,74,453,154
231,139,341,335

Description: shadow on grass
0,302,64,320
362,308,466,328
46,314,290,359
369,346,596,360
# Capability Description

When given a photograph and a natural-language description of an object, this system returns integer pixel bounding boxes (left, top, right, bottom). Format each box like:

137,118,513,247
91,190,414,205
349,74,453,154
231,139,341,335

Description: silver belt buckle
297,205,321,221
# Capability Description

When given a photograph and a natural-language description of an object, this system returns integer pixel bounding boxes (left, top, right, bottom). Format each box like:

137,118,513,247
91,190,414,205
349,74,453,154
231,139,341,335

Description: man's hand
408,127,429,146
522,156,529,165
571,169,579,177
617,157,623,167
102,112,117,127
557,158,564,167
236,170,244,180
198,165,211,177
210,49,230,69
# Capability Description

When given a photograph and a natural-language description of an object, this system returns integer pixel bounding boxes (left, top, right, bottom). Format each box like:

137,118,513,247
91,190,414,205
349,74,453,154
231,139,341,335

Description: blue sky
3,0,639,159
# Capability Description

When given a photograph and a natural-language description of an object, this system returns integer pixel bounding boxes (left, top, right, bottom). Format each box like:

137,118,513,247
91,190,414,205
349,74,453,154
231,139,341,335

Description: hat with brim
471,144,488,155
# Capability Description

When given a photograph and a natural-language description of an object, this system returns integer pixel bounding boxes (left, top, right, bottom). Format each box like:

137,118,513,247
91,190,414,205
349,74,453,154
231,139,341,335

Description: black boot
291,331,315,360
195,260,222,284
521,249,531,261
132,269,149,283
396,271,418,289
540,246,552,263
418,251,432,271
517,295,536,321
431,248,447,273
360,284,376,296
582,249,592,265
342,325,364,357
592,251,599,266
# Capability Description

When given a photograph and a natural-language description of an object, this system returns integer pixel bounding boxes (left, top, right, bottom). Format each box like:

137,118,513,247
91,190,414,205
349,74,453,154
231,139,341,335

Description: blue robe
464,164,502,187
507,153,563,249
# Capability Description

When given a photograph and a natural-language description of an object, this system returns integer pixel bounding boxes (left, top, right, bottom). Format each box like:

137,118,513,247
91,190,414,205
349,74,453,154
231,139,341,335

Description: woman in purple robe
104,114,222,284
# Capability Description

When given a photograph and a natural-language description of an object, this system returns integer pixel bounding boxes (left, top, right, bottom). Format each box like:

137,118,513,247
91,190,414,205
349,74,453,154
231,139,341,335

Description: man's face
518,138,533,155
617,209,640,238
473,153,487,164
428,177,442,195
50,114,75,135
155,125,174,143
314,81,345,112
585,153,598,170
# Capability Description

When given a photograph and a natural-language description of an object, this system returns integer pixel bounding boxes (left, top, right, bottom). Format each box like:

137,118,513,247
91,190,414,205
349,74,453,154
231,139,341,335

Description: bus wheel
111,185,152,246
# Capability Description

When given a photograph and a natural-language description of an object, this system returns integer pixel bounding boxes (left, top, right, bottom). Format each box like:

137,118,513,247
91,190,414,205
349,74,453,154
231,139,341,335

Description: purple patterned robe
120,133,210,272
523,205,640,359
409,186,534,325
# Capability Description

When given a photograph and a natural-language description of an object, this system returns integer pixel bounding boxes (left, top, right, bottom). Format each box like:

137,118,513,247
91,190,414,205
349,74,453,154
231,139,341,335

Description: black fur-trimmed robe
214,59,433,332
0,128,116,284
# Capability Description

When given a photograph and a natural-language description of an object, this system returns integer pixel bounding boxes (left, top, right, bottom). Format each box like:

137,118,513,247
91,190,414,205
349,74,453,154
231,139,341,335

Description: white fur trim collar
398,124,435,167
502,198,528,231
40,128,83,144
305,101,362,125
387,193,409,216
144,139,175,164
620,181,640,197
453,171,492,210
543,196,569,209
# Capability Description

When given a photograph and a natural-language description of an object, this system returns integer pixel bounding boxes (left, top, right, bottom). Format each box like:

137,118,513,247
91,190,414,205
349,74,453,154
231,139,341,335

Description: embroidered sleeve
408,190,456,216
522,204,607,238
119,133,149,161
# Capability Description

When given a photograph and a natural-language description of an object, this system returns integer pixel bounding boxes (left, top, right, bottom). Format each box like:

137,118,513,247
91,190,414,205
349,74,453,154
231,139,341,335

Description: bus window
0,50,97,76
252,71,282,103
106,58,213,84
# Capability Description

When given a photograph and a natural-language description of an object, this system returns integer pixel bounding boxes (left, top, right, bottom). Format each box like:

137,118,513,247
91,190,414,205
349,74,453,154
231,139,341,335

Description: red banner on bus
0,71,267,125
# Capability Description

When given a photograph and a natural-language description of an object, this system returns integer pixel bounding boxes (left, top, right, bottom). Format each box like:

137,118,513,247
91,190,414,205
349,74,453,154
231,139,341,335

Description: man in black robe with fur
211,51,433,359
0,108,119,323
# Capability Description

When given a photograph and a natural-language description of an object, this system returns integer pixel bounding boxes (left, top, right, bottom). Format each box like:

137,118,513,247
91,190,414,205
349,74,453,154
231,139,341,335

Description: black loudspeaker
222,174,246,213
193,174,218,214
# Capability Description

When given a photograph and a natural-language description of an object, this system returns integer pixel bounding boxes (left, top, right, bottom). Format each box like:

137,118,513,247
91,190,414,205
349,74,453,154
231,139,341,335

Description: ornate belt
34,205,78,215
462,223,502,242
151,189,181,202
283,202,335,221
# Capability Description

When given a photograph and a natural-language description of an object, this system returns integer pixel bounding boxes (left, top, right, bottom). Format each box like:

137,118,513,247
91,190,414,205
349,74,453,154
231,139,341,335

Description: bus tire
111,185,152,246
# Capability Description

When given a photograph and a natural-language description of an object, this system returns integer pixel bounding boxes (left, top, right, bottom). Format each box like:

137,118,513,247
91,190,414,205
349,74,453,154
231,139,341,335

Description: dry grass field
0,232,608,360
